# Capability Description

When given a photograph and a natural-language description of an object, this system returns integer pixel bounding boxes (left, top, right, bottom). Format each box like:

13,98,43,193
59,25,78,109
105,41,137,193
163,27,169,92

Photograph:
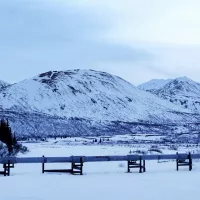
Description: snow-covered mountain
138,76,200,113
138,78,172,91
0,80,9,90
0,70,192,121
0,70,199,137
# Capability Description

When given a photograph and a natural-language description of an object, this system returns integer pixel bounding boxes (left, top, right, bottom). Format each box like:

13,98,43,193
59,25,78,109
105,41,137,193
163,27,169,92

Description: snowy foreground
0,139,200,200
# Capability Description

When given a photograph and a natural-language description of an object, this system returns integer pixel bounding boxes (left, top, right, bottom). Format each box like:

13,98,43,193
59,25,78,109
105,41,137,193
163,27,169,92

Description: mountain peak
138,78,172,91
166,76,200,93
33,69,133,90
0,80,10,89
139,76,200,112
174,76,194,83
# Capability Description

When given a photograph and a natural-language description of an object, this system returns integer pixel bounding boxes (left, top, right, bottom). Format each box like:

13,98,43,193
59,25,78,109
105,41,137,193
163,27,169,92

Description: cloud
88,0,200,45
0,0,152,83
1,0,200,85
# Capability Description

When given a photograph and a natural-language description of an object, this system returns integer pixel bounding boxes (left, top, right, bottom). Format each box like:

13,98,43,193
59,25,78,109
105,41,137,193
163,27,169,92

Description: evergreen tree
13,133,17,145
0,119,14,153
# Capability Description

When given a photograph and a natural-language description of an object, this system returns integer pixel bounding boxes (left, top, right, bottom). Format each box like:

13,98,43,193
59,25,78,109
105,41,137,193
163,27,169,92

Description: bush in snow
129,149,147,155
168,145,178,151
148,145,163,154
0,141,9,157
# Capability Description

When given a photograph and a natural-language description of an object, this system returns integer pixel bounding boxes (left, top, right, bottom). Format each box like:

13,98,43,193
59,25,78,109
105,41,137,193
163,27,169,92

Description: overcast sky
1,0,200,85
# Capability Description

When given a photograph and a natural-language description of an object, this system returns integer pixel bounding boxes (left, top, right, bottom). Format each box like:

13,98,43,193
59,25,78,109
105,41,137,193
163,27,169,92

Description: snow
0,141,9,157
0,140,200,200
1,70,200,137
0,69,199,138
0,80,10,89
0,69,191,122
138,78,172,91
138,76,200,113
2,164,200,200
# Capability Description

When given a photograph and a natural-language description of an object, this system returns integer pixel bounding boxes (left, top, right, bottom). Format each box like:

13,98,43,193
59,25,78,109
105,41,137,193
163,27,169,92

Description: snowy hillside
139,76,200,113
0,70,192,121
138,78,172,91
0,80,9,90
0,70,199,137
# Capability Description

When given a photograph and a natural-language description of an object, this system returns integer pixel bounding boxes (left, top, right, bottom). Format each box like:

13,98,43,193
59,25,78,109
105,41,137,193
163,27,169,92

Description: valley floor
0,138,200,200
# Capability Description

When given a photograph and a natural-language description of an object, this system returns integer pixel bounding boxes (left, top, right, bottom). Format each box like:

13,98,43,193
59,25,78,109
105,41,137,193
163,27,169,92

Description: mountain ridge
138,76,200,113
0,70,199,137
0,80,10,90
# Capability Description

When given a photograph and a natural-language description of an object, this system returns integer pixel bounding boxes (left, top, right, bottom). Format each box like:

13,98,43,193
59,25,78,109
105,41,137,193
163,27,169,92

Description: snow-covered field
0,139,200,200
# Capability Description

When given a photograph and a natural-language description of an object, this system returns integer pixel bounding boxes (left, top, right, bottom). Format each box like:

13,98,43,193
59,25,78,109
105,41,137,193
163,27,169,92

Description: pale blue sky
1,0,200,85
